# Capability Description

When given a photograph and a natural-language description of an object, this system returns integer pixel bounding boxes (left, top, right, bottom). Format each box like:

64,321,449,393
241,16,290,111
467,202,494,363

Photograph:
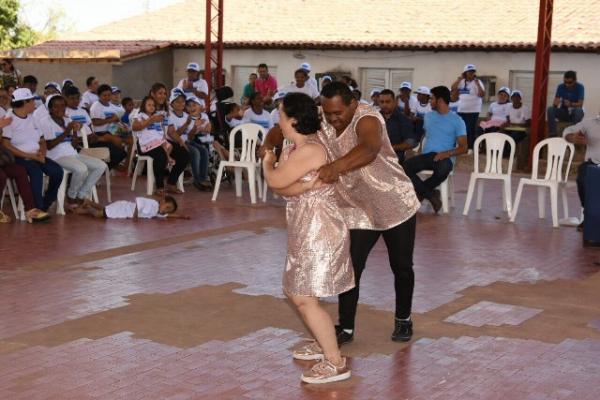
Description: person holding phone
451,64,485,151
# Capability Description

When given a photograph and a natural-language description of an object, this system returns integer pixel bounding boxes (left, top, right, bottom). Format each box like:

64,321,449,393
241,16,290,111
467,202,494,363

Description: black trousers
141,143,189,188
577,161,596,207
89,141,126,170
339,214,417,329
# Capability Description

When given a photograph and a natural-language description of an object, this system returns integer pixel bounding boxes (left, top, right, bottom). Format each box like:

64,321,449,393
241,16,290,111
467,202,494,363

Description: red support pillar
204,0,224,97
529,0,554,167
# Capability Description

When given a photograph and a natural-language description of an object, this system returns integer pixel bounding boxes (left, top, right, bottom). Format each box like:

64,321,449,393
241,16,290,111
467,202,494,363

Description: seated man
504,90,531,144
547,70,585,136
563,115,600,230
403,86,467,213
378,89,416,165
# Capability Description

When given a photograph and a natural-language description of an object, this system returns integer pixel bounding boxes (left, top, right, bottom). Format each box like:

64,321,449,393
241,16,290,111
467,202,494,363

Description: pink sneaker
293,340,324,361
301,357,351,384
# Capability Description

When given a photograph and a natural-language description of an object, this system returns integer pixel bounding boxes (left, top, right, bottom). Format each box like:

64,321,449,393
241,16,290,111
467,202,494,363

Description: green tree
0,0,37,50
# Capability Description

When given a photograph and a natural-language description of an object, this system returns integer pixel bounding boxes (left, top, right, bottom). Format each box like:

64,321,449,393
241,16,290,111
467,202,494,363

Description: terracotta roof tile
14,0,600,57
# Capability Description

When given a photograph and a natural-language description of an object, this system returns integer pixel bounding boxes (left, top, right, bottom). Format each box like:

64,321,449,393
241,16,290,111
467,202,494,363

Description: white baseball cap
62,78,74,87
12,88,35,102
511,90,523,98
45,93,60,108
111,86,121,93
45,81,61,92
370,88,382,97
186,95,205,107
463,64,477,72
498,86,511,96
415,86,431,96
321,75,332,82
300,62,311,71
399,82,412,90
186,62,201,72
273,92,286,101
169,91,186,104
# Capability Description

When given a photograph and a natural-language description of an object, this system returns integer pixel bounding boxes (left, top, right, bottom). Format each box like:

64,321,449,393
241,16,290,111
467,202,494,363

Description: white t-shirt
412,101,432,118
0,107,7,119
190,112,212,143
81,90,99,109
270,108,280,125
279,83,319,99
66,106,92,129
134,112,165,153
508,104,531,125
398,95,419,113
110,102,125,118
242,108,274,131
177,78,209,99
307,76,318,91
488,102,512,122
39,115,78,160
90,101,117,133
33,95,44,109
105,197,162,219
457,79,484,113
33,105,49,126
168,110,191,142
2,110,43,153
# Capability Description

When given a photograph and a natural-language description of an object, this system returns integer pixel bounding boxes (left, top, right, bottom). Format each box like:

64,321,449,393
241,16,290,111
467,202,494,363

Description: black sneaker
429,190,442,214
335,325,354,346
391,319,413,342
577,220,584,232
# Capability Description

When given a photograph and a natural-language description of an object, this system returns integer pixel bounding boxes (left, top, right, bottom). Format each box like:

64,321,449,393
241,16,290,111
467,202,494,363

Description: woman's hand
262,149,277,166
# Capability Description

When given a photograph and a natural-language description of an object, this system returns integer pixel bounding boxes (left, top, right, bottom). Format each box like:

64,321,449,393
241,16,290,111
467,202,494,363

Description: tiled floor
1,171,599,399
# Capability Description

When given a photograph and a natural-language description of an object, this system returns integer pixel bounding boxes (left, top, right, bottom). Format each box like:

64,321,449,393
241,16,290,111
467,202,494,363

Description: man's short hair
64,86,80,97
86,76,96,87
294,69,308,78
257,63,268,70
23,75,37,85
379,89,396,99
564,70,577,80
430,86,451,105
320,81,354,105
97,84,112,96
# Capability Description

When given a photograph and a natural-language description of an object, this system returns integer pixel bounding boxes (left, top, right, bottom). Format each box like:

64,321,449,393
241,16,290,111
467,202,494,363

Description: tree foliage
0,0,37,50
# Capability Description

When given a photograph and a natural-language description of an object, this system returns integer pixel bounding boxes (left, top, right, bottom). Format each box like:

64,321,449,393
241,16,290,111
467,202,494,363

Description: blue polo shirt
555,82,584,105
423,110,466,162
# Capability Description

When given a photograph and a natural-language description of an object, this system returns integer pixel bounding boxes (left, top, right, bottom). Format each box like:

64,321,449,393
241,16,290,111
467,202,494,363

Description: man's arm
318,115,382,183
563,122,588,145
392,138,417,152
433,136,468,161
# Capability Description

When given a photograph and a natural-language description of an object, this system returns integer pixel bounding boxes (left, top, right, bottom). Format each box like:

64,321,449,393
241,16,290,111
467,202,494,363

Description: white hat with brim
45,82,61,92
464,64,477,72
415,86,431,96
370,88,382,97
400,82,412,90
511,90,523,98
12,88,35,102
322,75,332,82
186,62,201,72
186,96,205,107
273,92,286,102
169,92,187,104
45,94,60,108
498,86,511,96
300,62,311,71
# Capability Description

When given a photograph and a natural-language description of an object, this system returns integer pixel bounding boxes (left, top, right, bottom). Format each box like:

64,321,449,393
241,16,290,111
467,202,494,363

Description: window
360,68,413,98
509,70,565,109
232,65,278,102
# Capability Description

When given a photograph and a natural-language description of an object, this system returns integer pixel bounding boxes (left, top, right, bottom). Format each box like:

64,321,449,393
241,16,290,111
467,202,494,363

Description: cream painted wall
173,48,600,117
12,61,113,93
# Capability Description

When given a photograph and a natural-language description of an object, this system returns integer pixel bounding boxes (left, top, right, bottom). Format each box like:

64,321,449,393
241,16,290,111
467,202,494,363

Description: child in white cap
479,86,512,131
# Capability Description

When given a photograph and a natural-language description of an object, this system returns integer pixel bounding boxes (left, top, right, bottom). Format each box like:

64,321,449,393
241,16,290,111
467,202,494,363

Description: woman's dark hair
149,82,168,111
164,195,178,213
122,97,133,106
294,69,308,78
48,95,65,109
23,75,37,85
352,89,362,101
139,95,155,114
281,92,321,135
430,86,451,105
64,86,80,97
97,84,112,96
86,76,96,87
2,58,14,71
6,84,17,92
320,81,355,105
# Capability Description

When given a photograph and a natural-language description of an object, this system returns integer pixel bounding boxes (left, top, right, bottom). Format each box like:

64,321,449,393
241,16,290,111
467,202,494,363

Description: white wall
173,48,600,117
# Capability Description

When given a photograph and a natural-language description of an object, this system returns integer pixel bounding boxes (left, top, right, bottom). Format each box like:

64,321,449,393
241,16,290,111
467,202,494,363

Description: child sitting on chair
133,96,175,166
75,195,189,219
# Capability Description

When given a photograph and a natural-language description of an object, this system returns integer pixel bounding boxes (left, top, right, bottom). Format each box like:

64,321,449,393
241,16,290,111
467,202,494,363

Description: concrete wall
113,50,173,99
174,48,600,116
11,60,112,92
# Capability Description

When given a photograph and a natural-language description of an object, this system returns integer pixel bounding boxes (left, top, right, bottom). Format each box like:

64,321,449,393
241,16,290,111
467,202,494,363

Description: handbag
0,146,15,167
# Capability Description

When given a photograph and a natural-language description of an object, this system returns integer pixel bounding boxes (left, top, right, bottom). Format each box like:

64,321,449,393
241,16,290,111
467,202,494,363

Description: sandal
166,185,184,195
26,209,51,224
0,211,11,224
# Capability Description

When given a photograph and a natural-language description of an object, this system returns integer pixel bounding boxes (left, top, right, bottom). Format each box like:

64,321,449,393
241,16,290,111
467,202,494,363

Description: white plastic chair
416,137,455,214
212,123,264,204
56,126,111,215
510,137,574,228
463,133,516,215
130,133,184,195
1,179,25,221
262,138,294,202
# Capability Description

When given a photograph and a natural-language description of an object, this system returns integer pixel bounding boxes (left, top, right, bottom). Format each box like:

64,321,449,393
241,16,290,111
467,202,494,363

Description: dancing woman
262,92,354,384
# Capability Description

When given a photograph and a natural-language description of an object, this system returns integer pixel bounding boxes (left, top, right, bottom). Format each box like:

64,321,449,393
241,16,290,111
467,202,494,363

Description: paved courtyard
1,171,599,400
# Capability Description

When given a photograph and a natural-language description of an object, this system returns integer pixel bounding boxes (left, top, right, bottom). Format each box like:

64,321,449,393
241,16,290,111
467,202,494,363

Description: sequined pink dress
281,137,355,298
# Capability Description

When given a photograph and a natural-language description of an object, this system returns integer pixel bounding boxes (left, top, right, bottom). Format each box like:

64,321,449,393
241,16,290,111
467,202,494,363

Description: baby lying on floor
75,196,190,220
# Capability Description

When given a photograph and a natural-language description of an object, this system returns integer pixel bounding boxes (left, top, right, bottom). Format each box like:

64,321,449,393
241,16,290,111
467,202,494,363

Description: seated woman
2,88,63,213
133,96,189,195
0,117,50,223
39,95,107,208
90,84,128,169
262,92,353,384
479,87,512,133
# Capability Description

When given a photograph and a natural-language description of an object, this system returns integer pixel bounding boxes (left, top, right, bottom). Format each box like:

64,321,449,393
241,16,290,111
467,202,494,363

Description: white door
509,70,564,109
232,65,277,103
360,68,413,99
